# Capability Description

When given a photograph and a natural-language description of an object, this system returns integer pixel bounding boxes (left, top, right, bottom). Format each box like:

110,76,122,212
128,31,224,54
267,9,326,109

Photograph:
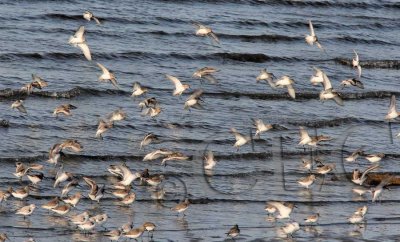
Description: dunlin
277,222,300,238
104,229,121,241
63,192,82,207
340,78,364,89
124,225,146,240
51,204,71,215
70,211,89,225
161,152,189,166
41,197,60,210
96,119,113,139
61,179,79,197
345,148,364,162
365,153,385,163
256,68,275,84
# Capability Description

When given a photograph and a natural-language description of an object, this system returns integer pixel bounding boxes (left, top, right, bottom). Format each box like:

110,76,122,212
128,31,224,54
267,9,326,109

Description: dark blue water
0,0,400,241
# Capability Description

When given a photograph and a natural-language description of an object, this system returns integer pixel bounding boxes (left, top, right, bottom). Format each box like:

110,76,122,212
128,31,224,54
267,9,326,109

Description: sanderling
96,119,113,139
385,95,399,121
204,150,217,170
301,158,312,171
316,164,336,175
106,109,126,123
340,78,364,89
252,118,273,138
53,104,77,117
10,186,29,200
27,173,44,185
120,192,136,205
11,100,27,113
51,204,71,215
115,163,140,186
352,165,379,185
70,211,89,225
63,192,82,207
267,201,295,219
305,20,323,50
90,213,108,226
143,222,156,238
352,50,362,78
305,213,319,223
0,233,9,242
132,82,148,97
165,74,190,96
226,224,240,239
104,229,121,241
97,63,118,88
348,213,364,224
193,67,219,84
277,222,300,238
54,167,73,188
345,148,364,162
78,220,96,232
68,26,91,61
299,126,331,148
142,106,162,118
365,153,385,163
192,22,219,44
298,174,316,189
112,185,131,198
171,198,190,216
230,128,251,151
41,197,60,211
83,177,105,202
16,204,35,218
140,133,159,150
184,89,204,110
125,225,146,240
144,174,165,186
83,11,101,25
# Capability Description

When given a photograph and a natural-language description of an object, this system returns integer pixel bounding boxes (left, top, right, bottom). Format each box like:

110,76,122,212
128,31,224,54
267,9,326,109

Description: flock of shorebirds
2,8,400,242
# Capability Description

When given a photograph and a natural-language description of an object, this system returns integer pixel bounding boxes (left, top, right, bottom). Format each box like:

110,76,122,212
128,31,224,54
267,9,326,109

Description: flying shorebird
267,201,295,219
340,78,364,89
305,20,323,50
385,95,399,121
184,89,204,110
277,222,300,238
97,63,118,89
53,104,77,117
230,128,251,151
252,118,273,138
106,109,126,123
138,97,158,111
192,22,219,44
11,100,27,113
298,126,331,148
161,152,189,166
61,179,79,197
83,11,101,25
310,67,324,86
22,74,48,94
256,68,275,84
68,26,92,61
83,177,105,202
131,82,148,97
204,150,217,170
193,67,219,84
370,175,393,202
351,165,379,185
60,139,83,153
352,50,362,78
96,119,113,139
266,75,296,99
319,71,344,106
48,143,63,165
143,149,174,161
140,133,159,150
345,148,364,162
365,153,385,163
54,166,73,188
165,74,190,96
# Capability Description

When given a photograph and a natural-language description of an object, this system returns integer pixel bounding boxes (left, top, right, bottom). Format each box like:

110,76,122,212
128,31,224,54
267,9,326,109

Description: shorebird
193,67,219,84
310,67,324,86
277,222,300,238
171,198,190,216
256,68,275,84
10,186,29,200
16,204,35,219
226,224,240,239
365,153,385,163
300,158,312,171
352,50,362,78
90,213,108,226
11,100,27,113
143,149,174,161
54,167,73,188
83,11,101,25
297,174,316,189
370,175,393,202
120,192,136,205
192,22,219,44
97,63,118,88
132,82,148,97
96,119,113,139
0,233,9,242
184,89,204,110
351,165,379,185
143,222,156,238
22,74,48,94
299,126,331,148
13,162,43,179
104,229,122,241
48,143,63,165
41,197,60,211
345,148,364,162
78,221,96,232
68,26,91,61
63,191,82,207
53,104,77,117
305,20,323,50
27,173,44,185
83,177,105,202
70,211,89,225
230,128,251,151
267,75,296,99
265,203,277,214
354,206,368,216
144,174,164,186
305,213,319,223
340,78,364,89
348,213,364,224
138,97,158,111
267,201,295,219
161,152,189,166
319,72,343,106
60,140,83,153
316,164,336,175
165,74,190,96
252,118,273,138
106,109,127,123
116,163,141,186
204,150,217,170
352,187,369,196
142,106,162,117
0,188,11,204
140,133,158,150
385,95,399,121
124,225,146,240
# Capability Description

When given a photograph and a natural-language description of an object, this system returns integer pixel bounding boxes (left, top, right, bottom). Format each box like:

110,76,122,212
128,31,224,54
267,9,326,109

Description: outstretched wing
78,43,92,61
388,95,397,114
309,20,315,36
165,74,183,90
97,63,109,75
322,72,332,91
